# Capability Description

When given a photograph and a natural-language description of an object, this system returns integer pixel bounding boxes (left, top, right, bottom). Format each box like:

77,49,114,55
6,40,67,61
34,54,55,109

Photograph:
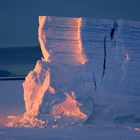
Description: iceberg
7,16,94,127
6,16,140,128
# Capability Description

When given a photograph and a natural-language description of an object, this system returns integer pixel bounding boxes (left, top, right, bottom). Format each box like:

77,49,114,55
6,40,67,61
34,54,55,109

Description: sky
0,0,140,48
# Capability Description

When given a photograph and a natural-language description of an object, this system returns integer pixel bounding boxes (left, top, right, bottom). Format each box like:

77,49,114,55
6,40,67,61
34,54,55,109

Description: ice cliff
6,16,140,128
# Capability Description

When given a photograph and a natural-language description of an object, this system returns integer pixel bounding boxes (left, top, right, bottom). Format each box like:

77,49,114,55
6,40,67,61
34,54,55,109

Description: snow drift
6,16,140,128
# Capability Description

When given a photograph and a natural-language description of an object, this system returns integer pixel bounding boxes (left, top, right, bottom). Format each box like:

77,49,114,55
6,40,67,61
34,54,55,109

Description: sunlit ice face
34,60,43,73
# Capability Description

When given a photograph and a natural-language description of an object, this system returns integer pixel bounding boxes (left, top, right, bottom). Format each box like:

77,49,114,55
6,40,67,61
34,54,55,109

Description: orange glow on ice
6,114,46,128
0,118,6,125
51,92,87,119
77,18,87,64
38,16,87,65
38,16,51,62
23,60,50,116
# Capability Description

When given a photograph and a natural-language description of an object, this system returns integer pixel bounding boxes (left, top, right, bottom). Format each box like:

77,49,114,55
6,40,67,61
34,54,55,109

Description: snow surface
0,16,140,139
0,80,140,139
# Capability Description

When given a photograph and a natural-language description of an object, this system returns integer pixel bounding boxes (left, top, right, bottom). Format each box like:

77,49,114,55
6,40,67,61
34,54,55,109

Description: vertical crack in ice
102,35,107,81
110,27,115,40
93,72,97,90
110,21,118,47
110,21,117,40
